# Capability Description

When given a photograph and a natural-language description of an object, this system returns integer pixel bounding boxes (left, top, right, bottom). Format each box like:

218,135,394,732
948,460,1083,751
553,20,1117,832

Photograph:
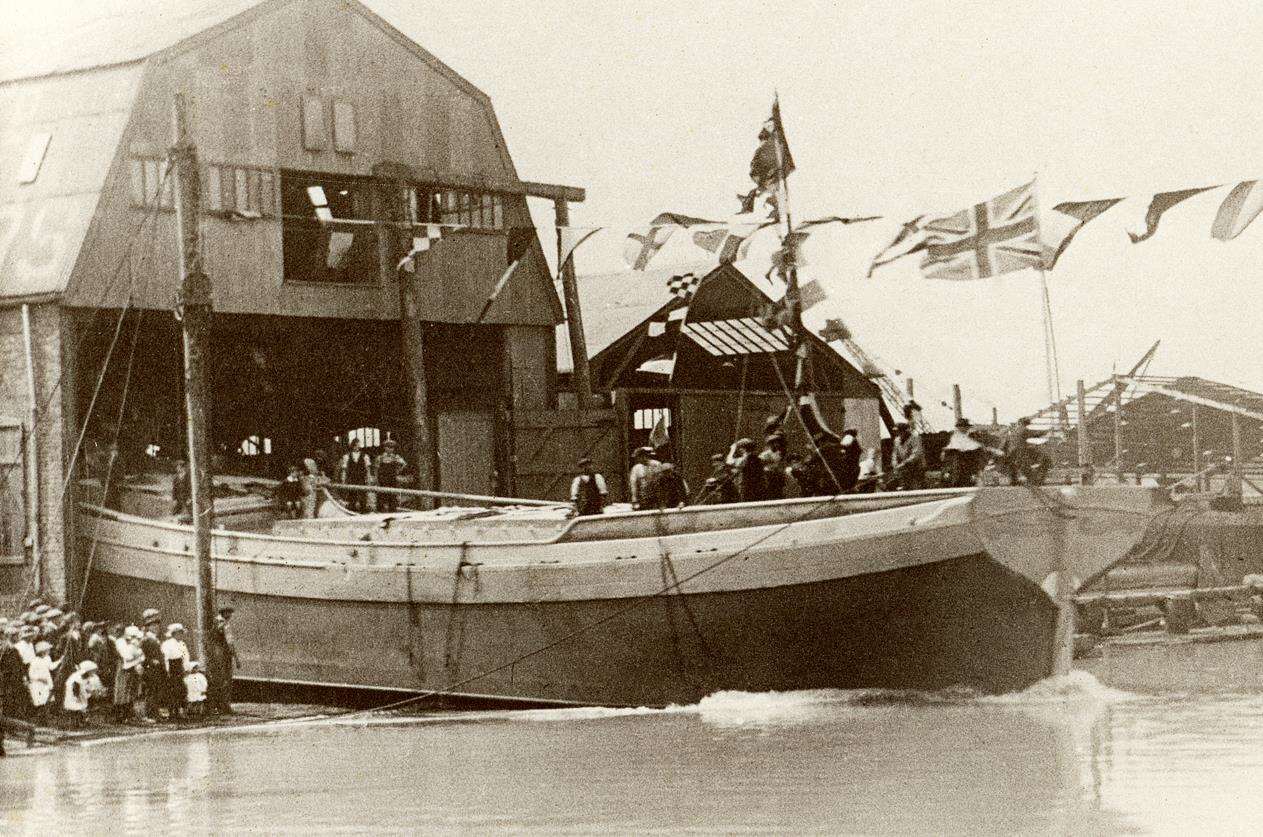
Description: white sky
364,0,1263,426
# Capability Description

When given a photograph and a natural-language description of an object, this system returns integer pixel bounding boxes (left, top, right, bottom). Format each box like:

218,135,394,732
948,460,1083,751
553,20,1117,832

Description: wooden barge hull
78,486,1165,707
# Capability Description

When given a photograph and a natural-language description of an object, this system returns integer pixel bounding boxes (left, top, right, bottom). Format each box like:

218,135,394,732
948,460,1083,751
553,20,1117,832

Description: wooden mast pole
553,199,593,409
951,384,963,423
171,93,215,663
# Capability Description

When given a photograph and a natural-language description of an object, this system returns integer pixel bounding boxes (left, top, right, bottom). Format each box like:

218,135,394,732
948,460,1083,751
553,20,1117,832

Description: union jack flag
920,182,1043,280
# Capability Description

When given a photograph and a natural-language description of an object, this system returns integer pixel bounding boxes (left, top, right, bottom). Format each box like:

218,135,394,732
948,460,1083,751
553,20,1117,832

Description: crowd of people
0,600,240,754
569,406,1052,516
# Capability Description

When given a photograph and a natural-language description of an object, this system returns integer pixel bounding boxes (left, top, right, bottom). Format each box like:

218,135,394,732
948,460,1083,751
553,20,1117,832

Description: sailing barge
78,483,1166,707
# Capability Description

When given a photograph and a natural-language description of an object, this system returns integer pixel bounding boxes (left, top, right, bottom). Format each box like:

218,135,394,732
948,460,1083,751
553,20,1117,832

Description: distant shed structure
0,0,585,601
1026,374,1263,485
557,263,887,495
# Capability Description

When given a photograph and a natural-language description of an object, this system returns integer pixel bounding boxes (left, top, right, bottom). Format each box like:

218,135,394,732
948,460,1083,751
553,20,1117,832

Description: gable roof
0,0,266,84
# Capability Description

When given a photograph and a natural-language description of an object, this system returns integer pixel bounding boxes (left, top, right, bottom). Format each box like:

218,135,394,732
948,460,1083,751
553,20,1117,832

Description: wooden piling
951,384,962,422
1076,379,1091,483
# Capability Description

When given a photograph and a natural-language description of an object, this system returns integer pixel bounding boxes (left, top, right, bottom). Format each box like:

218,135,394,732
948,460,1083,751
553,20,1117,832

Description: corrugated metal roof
0,63,143,299
0,0,266,84
682,318,790,355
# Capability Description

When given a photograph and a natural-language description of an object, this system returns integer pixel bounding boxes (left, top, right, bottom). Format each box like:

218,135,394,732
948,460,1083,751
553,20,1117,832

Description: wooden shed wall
64,0,559,326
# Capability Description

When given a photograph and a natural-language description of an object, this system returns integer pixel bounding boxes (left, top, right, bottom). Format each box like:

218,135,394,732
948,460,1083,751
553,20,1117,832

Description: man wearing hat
943,417,987,487
140,615,165,720
207,607,239,715
889,422,926,491
374,438,407,513
628,447,661,511
569,457,608,517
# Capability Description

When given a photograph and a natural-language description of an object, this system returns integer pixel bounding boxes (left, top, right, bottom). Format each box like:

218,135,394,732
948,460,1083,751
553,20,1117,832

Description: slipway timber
78,485,1166,707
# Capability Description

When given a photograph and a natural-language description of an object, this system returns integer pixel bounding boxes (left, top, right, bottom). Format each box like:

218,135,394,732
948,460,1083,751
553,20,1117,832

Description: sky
12,0,1263,426
360,0,1263,426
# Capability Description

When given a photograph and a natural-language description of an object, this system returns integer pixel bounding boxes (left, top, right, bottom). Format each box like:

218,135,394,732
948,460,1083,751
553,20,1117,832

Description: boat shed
1026,374,1263,487
0,0,583,602
556,263,887,496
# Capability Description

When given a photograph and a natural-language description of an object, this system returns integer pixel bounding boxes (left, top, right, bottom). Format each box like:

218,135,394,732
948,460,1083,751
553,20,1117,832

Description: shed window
204,163,276,217
410,185,505,231
128,156,174,210
302,96,327,151
280,170,378,284
333,99,356,153
17,132,51,184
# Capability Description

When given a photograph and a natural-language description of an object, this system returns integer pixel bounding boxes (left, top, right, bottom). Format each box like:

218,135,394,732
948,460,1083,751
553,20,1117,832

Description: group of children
0,600,211,738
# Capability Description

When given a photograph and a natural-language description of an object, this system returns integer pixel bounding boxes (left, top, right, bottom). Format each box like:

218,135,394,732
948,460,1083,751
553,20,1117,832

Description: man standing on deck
570,458,609,516
889,423,926,490
629,447,661,510
339,439,374,512
206,607,239,715
1003,417,1046,485
374,438,407,513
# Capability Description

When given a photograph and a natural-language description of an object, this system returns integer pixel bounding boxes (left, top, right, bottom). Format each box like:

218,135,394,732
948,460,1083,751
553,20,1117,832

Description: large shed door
437,411,496,497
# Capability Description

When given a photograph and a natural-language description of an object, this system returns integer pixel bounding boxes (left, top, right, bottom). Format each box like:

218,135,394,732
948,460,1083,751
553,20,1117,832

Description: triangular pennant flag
649,414,670,449
558,226,601,268
1041,198,1123,269
797,215,882,230
867,216,926,277
798,278,827,312
1211,180,1263,241
1128,187,1216,243
749,98,795,192
819,318,852,343
623,212,719,270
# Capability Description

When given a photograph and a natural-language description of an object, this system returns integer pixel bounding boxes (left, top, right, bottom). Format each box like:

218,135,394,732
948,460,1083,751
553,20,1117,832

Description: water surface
5,642,1263,834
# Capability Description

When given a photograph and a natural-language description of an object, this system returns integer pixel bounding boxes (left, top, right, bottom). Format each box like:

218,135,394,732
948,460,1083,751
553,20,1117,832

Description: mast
171,93,215,663
769,95,808,397
553,198,593,408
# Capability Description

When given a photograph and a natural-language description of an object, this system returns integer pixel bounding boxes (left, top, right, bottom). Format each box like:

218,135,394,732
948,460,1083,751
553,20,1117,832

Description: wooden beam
1119,378,1263,423
554,198,593,408
521,181,586,203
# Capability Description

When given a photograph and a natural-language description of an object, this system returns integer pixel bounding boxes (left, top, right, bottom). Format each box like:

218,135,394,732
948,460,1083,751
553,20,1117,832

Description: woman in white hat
63,660,103,727
161,624,191,721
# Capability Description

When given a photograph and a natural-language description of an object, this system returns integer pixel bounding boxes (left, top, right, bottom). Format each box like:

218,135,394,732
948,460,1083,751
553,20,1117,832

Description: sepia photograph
3,0,1263,832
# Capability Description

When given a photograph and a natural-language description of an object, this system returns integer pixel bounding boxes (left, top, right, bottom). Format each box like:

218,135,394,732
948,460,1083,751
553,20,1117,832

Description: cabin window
333,99,357,153
409,185,505,231
280,170,379,284
238,436,273,456
342,427,381,448
17,132,51,184
128,156,175,210
301,96,327,151
633,408,671,431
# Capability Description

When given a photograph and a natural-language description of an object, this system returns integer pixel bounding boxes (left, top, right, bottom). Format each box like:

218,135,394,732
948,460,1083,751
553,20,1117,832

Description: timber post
376,176,436,504
1191,403,1202,491
1231,407,1244,495
951,384,962,423
171,93,215,663
553,198,594,409
1076,379,1092,484
905,377,914,402
20,303,41,590
1112,374,1125,484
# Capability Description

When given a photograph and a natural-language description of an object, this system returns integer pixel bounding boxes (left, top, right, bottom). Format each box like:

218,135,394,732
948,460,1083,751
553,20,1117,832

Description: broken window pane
281,170,379,284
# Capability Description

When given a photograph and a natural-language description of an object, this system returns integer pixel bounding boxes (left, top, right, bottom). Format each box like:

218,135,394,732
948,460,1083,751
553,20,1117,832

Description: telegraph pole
171,93,216,662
